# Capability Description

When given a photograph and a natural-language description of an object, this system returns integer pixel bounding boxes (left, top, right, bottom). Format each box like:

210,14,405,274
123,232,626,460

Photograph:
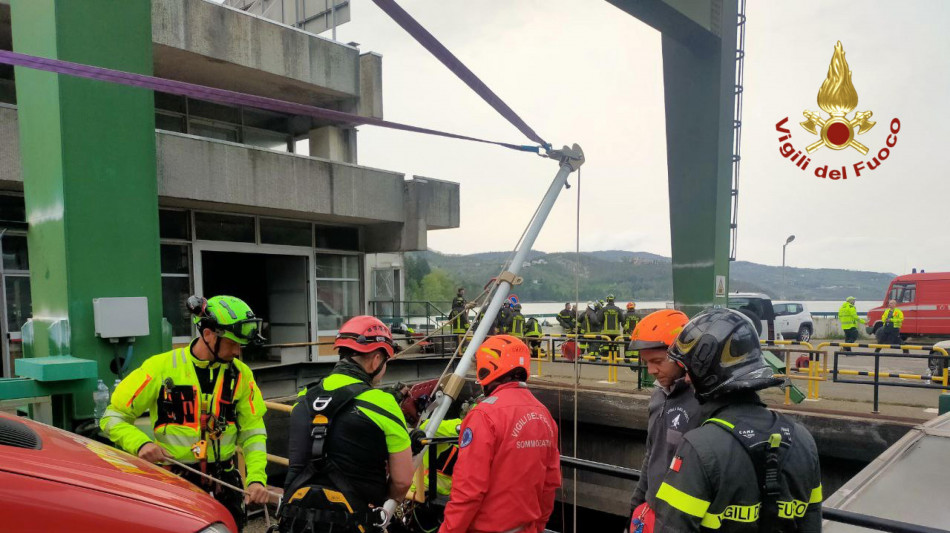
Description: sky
229,0,950,275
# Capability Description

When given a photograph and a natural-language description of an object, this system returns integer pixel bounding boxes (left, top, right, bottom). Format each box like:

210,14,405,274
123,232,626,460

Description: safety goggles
336,332,396,352
218,318,265,345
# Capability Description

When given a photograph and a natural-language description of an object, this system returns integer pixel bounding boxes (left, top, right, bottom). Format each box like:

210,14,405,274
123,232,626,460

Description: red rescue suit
440,382,561,533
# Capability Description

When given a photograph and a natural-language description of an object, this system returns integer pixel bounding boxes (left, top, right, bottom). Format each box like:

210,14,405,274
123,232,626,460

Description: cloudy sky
296,0,948,275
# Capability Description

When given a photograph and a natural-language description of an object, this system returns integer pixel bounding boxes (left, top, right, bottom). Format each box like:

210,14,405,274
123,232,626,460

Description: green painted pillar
11,0,164,423
661,1,738,316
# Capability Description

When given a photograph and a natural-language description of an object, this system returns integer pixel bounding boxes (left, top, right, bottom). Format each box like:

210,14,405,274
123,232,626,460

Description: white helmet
587,301,595,310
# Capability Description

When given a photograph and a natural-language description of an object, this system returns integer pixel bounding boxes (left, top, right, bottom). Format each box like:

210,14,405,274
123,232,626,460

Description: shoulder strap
305,379,372,466
704,411,795,531
354,398,407,430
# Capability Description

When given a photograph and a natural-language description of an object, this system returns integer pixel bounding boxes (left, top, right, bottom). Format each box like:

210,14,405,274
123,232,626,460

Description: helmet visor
220,318,265,345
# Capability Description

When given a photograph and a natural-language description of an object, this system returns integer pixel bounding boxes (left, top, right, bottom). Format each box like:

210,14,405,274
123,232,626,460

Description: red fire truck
867,272,950,340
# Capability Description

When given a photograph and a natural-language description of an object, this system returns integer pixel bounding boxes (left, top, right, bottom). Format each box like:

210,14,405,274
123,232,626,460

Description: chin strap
201,332,223,364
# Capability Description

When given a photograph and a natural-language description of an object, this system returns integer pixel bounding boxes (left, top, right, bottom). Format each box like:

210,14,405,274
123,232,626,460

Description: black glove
410,428,427,455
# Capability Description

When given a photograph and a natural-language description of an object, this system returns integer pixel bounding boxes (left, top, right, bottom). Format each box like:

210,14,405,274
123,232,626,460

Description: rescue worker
577,301,598,353
410,416,463,497
507,303,526,338
623,302,639,336
597,295,624,336
653,308,823,532
525,315,545,358
101,295,270,530
556,302,576,333
451,288,471,335
837,296,865,343
627,310,700,533
440,335,561,533
281,316,413,533
877,299,904,345
496,301,512,334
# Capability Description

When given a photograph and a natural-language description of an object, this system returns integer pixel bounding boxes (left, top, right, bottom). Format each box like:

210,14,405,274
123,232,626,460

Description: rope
572,166,581,533
163,457,280,527
0,50,540,154
370,0,549,149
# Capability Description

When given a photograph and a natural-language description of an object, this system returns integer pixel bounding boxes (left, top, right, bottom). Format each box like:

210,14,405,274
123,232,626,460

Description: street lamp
782,235,795,299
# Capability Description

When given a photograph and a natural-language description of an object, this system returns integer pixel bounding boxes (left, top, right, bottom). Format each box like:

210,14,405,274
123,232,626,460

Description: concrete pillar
309,125,355,163
11,0,165,422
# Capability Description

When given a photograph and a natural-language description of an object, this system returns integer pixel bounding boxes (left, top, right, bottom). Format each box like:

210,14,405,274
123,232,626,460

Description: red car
0,412,237,532
867,272,950,339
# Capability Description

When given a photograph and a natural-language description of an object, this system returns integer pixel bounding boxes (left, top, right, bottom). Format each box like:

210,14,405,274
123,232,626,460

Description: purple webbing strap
371,0,548,148
0,49,530,152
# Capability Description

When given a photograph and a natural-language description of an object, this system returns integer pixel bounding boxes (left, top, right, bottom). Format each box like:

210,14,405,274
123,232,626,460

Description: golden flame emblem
800,41,875,154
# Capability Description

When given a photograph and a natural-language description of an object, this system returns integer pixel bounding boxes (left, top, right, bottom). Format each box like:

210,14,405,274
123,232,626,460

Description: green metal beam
10,0,164,425
659,0,737,316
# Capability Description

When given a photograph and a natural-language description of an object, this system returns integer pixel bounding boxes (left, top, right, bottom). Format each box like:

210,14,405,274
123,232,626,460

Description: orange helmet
476,335,531,386
628,310,689,351
334,316,395,358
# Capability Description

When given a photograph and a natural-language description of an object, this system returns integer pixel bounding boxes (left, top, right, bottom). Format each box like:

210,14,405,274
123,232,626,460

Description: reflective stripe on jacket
508,313,526,338
882,308,904,328
652,398,822,532
440,382,560,533
597,304,623,335
837,302,864,330
101,344,268,486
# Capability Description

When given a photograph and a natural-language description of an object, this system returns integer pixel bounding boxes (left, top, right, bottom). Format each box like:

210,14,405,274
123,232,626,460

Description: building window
195,212,255,243
160,244,192,338
1,235,29,271
159,209,191,241
315,254,361,333
155,112,186,133
315,224,360,251
189,119,239,143
0,194,26,224
260,218,312,246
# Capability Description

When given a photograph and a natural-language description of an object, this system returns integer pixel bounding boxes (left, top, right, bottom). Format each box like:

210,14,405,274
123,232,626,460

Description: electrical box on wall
93,297,150,339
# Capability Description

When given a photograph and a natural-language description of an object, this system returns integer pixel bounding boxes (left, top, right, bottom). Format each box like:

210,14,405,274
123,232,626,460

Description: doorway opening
201,251,310,365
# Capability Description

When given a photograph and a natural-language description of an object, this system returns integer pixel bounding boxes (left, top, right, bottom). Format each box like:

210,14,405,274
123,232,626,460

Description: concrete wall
156,131,403,223
152,0,361,105
0,113,460,249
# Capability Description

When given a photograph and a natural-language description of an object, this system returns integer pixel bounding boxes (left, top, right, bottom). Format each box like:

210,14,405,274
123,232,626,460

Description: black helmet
668,308,781,403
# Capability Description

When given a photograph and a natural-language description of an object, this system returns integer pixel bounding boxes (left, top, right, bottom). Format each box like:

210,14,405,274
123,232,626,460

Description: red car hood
0,412,225,520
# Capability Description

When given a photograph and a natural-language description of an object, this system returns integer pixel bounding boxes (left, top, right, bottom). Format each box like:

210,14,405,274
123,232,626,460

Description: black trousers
173,458,246,531
877,325,901,345
844,328,859,343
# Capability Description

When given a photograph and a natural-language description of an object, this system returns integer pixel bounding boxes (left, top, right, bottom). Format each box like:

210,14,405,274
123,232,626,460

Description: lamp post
782,235,795,299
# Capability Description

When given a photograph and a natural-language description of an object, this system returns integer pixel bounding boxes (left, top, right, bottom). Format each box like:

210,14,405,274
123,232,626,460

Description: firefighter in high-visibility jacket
440,335,560,533
877,299,904,345
623,302,639,336
507,303,526,338
101,295,270,531
524,316,544,358
653,308,823,532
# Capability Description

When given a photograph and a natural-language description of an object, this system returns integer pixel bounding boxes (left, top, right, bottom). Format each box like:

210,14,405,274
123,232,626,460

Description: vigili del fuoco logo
776,41,900,180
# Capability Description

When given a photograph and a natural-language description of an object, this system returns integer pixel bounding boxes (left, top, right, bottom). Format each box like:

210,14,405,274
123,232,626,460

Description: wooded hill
404,249,894,304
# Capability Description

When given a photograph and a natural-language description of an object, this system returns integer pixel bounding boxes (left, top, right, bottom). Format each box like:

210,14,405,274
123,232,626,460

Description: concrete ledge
153,0,360,105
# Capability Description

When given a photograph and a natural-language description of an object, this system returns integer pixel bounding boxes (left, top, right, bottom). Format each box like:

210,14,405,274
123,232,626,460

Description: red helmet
629,310,688,351
476,335,531,386
334,316,395,358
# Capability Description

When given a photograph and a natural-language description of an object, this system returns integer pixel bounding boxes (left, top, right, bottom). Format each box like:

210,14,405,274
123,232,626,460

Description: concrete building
0,0,460,377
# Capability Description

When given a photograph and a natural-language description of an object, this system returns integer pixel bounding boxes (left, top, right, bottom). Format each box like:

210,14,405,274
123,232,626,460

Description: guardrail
759,341,950,409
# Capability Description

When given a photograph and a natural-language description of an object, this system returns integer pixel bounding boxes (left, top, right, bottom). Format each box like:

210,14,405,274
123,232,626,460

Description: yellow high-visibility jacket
882,307,904,329
101,344,268,486
837,302,865,330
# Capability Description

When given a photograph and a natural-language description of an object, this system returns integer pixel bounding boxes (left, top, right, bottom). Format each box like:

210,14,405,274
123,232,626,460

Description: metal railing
759,341,950,409
369,300,453,332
